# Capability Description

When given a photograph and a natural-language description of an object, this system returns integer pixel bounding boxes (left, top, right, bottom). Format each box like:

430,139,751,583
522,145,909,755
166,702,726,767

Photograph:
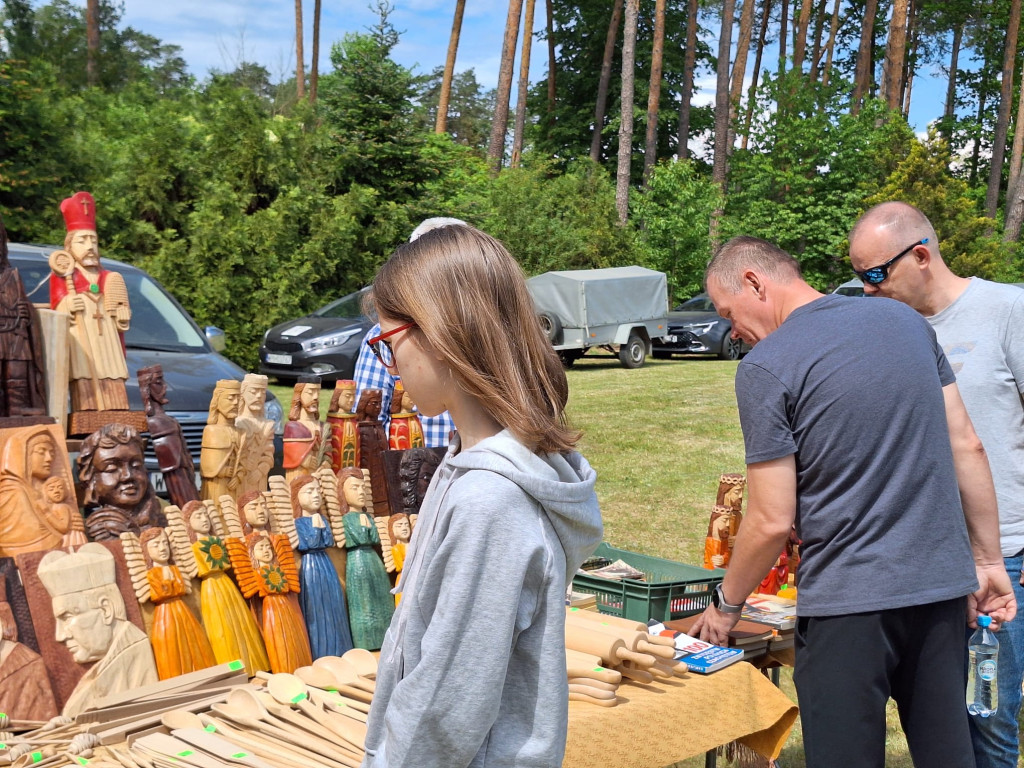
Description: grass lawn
268,353,920,768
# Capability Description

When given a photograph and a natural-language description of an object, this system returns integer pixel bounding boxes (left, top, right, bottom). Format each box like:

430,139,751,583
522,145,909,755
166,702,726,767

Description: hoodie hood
447,429,603,583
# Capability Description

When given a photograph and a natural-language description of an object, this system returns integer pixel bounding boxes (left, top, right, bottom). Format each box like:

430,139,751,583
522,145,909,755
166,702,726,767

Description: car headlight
679,321,718,336
304,328,362,351
264,398,285,435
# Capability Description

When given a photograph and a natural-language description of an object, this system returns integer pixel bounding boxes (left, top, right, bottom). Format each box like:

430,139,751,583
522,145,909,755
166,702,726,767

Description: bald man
850,202,1024,768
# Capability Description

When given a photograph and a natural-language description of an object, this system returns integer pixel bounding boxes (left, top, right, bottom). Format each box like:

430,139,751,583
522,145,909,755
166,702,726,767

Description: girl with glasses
361,223,603,768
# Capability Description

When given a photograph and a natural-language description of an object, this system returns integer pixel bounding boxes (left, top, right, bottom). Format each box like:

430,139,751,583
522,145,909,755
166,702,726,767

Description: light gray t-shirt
927,278,1024,557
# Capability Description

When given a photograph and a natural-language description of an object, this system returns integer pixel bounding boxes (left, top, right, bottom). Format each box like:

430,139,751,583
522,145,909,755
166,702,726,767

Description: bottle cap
978,615,992,628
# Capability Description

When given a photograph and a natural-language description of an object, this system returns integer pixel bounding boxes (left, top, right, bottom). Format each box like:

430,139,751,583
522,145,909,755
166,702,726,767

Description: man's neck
920,273,971,317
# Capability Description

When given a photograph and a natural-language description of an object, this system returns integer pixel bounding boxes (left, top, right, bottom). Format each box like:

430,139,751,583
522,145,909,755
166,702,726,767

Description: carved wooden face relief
88,441,147,508
252,536,274,565
297,480,322,515
68,230,100,268
243,497,269,528
391,515,411,543
337,388,355,412
27,435,56,481
145,531,172,566
188,506,212,535
342,476,365,510
241,384,266,416
52,590,115,663
217,389,241,420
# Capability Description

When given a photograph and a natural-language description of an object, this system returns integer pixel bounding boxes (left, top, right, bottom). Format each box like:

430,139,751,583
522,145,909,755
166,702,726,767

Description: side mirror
205,326,226,353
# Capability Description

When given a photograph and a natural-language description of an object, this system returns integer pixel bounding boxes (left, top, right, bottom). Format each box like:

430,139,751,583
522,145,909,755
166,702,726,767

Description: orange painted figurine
327,379,360,472
387,381,424,450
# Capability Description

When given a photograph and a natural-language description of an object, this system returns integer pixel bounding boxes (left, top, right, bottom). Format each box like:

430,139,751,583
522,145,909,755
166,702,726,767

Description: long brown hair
368,225,578,454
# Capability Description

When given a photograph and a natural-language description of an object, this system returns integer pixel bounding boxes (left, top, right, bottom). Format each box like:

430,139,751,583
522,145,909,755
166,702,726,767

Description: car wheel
618,334,646,369
538,312,562,343
558,350,582,368
719,336,744,361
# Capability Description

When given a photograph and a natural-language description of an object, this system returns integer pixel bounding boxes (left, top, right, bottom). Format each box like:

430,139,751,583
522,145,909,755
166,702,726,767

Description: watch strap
714,583,743,613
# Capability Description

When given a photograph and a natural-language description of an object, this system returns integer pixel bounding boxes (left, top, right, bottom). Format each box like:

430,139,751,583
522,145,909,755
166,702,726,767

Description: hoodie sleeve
374,472,559,767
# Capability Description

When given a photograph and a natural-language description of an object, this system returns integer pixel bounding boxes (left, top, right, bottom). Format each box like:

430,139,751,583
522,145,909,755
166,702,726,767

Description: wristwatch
711,583,743,614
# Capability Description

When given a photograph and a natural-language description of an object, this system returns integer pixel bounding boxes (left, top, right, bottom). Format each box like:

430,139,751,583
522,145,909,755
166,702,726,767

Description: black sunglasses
853,238,929,285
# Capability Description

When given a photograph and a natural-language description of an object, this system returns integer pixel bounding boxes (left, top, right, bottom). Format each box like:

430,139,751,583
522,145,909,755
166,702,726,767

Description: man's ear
742,270,764,298
97,594,117,625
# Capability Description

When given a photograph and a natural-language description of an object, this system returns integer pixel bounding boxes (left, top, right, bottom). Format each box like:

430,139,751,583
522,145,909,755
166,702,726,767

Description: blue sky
111,0,949,136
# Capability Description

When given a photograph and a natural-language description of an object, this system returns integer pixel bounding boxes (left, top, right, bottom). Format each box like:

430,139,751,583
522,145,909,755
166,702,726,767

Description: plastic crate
571,542,725,622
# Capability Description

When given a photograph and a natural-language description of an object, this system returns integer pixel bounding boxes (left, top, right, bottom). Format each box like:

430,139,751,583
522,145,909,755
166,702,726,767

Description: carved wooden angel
376,512,414,607
266,471,353,659
121,525,217,680
337,467,395,650
173,501,270,674
229,528,312,674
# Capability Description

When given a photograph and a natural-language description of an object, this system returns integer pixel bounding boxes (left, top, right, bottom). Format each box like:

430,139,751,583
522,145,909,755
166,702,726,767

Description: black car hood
124,349,247,412
266,315,364,341
666,310,724,325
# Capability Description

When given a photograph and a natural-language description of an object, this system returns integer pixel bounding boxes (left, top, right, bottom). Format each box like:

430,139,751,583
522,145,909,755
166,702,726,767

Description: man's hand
690,606,740,645
969,562,1018,630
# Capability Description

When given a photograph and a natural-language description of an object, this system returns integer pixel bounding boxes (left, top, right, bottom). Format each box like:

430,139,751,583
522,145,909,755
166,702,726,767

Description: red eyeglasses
366,322,416,369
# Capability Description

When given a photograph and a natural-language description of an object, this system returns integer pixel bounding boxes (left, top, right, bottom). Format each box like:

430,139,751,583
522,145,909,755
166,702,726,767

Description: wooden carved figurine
121,526,217,680
326,379,359,473
0,578,58,720
377,512,413,606
387,381,424,450
200,379,243,502
229,529,313,674
37,543,158,717
48,191,131,413
139,364,199,508
267,470,354,659
703,474,745,570
757,549,789,595
283,376,330,484
78,423,166,541
398,446,443,517
175,501,270,674
0,423,87,556
337,467,395,650
356,389,390,516
235,373,275,497
0,213,47,418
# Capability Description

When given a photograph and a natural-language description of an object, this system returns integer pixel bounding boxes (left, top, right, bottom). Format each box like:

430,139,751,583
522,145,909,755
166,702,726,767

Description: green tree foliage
633,159,721,300
417,67,495,151
863,132,1016,279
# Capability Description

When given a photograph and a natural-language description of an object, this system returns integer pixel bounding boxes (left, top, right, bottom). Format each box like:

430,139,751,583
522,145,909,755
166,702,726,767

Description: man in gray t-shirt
690,235,1015,768
851,201,1024,768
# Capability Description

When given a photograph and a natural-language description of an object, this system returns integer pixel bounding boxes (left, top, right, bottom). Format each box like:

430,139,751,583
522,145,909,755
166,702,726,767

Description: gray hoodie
362,430,603,768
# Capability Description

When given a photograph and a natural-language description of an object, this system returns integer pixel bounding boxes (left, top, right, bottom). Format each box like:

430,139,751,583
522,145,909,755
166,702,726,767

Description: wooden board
35,309,69,433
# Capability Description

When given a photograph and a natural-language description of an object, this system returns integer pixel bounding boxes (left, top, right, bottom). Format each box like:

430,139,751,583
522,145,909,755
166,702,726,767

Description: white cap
409,217,468,242
37,543,116,597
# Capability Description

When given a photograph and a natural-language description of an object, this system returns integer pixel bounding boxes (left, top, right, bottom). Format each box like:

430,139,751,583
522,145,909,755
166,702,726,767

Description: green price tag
569,607,579,612
75,758,90,766
594,666,605,672
205,724,217,733
228,660,243,671
0,743,6,750
291,692,308,703
31,752,43,763
326,687,338,692
231,753,248,759
177,750,194,757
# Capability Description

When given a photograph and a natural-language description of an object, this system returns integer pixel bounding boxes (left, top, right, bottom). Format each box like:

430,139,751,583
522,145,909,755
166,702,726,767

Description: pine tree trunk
1006,64,1024,212
86,0,99,86
310,0,321,103
437,0,467,133
729,0,756,149
295,0,305,99
792,0,814,72
677,0,700,159
777,0,789,76
986,0,1022,218
711,0,737,249
591,0,624,163
809,0,828,81
488,0,526,172
643,0,668,184
898,0,917,117
880,0,909,111
943,24,963,124
970,90,989,186
851,0,878,113
546,0,557,117
616,0,639,223
1004,179,1024,242
742,0,772,150
512,0,537,167
820,0,841,87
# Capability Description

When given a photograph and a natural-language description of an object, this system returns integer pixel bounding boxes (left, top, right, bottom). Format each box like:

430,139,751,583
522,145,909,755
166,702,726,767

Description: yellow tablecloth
564,661,798,768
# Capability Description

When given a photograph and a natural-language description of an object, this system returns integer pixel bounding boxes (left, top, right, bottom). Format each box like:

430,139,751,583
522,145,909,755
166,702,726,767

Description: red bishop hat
60,191,97,232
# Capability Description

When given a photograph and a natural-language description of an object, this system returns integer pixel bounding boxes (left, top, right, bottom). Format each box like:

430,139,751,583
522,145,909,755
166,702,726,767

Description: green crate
572,542,725,623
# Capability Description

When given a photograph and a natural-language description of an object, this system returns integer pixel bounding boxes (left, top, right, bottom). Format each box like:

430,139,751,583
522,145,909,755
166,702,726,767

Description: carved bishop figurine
200,380,243,502
387,381,424,450
283,376,329,484
48,191,131,413
326,379,359,473
175,501,270,674
121,527,217,680
267,471,354,659
337,467,394,650
235,373,275,497
139,365,199,508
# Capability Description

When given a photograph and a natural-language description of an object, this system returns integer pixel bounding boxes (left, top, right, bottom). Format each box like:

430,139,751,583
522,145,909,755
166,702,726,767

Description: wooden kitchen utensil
265,674,366,754
564,624,657,668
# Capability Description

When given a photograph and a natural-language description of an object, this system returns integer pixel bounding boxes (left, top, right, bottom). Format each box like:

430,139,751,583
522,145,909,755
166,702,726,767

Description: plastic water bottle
967,615,999,717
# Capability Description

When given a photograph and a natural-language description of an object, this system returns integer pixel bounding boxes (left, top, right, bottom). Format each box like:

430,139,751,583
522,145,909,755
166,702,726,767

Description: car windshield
314,290,365,319
15,254,207,352
675,296,714,312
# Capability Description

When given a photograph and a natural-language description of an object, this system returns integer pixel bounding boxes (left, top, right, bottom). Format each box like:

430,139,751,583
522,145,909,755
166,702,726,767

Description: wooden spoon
198,713,342,768
265,674,366,753
294,668,371,713
312,658,375,694
170,728,277,768
308,661,374,704
306,689,369,722
133,733,230,768
340,649,377,679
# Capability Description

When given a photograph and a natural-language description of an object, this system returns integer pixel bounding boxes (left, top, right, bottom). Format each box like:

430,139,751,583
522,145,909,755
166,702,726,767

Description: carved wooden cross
80,197,91,217
92,302,104,335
